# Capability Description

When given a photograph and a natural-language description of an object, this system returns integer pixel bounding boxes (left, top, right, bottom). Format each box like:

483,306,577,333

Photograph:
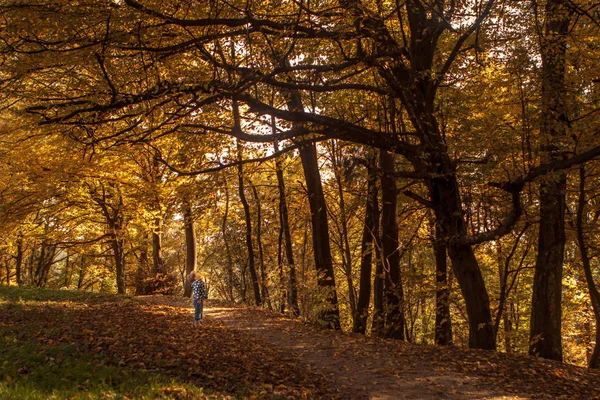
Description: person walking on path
188,271,208,326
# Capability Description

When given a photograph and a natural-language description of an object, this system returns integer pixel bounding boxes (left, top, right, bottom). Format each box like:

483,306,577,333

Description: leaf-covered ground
1,286,599,399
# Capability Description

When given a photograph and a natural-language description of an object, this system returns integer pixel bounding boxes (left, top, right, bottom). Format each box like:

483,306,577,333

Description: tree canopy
1,0,600,367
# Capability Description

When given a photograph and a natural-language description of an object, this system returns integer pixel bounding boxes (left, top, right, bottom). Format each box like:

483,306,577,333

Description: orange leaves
2,295,334,398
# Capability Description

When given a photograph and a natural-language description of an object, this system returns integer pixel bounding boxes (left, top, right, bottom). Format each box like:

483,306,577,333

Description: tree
575,165,600,368
274,139,300,316
354,151,378,334
2,0,600,353
529,0,574,362
235,139,262,306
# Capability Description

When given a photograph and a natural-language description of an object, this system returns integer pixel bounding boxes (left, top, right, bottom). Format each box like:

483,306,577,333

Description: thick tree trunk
135,239,149,295
183,204,197,298
285,88,340,329
77,255,86,290
430,175,496,350
298,142,341,329
530,176,566,360
274,140,300,316
236,140,262,306
112,236,126,295
354,154,378,334
529,0,573,362
575,166,600,368
37,244,55,288
152,218,165,275
34,241,48,287
434,220,452,346
380,150,406,339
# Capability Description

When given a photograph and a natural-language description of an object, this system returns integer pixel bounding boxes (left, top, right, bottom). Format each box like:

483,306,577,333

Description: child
188,271,208,326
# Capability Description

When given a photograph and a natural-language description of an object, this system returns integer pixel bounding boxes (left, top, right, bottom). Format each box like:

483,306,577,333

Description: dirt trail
204,303,519,400
137,297,599,399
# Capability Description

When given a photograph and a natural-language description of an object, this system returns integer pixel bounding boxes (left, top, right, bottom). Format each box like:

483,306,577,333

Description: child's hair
187,271,199,284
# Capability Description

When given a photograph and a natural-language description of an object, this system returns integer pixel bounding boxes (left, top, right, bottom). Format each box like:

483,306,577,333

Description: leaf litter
2,294,600,399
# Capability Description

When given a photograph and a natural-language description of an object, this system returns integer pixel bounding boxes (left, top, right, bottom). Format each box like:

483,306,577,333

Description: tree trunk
331,141,357,326
15,235,23,287
77,255,86,290
135,239,149,295
286,88,340,329
277,220,286,313
34,241,47,287
372,185,385,336
3,256,9,285
27,243,36,284
152,218,165,275
251,182,271,308
298,141,341,329
354,153,378,334
274,139,300,316
380,150,405,339
112,235,126,295
429,175,496,350
529,0,573,362
575,166,600,368
183,203,197,298
433,220,452,345
63,252,71,288
236,139,262,306
221,181,235,302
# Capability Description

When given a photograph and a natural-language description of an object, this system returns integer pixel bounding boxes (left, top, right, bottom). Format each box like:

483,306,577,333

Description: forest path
206,304,501,400
141,296,600,400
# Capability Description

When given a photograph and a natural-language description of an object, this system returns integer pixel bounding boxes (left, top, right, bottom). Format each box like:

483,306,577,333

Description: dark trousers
193,298,204,322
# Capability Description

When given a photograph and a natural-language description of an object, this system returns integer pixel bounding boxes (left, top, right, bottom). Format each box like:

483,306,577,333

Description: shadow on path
208,305,520,400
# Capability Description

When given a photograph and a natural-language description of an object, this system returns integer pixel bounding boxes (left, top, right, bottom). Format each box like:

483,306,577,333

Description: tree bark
251,181,271,308
221,181,235,302
298,141,341,329
135,238,149,295
183,203,197,298
152,218,165,275
575,166,600,368
354,153,378,334
433,220,452,345
77,255,86,290
529,0,573,362
236,139,262,306
285,88,340,329
91,183,127,294
331,141,357,326
380,150,406,339
15,234,23,287
34,241,46,287
371,185,385,337
274,139,300,316
429,174,496,349
111,236,126,294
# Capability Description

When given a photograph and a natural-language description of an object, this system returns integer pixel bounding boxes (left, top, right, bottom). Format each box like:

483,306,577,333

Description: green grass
0,285,127,304
0,286,212,400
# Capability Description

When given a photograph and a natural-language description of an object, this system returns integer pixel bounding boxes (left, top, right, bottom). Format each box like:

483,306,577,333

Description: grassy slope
0,286,324,400
0,286,212,400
